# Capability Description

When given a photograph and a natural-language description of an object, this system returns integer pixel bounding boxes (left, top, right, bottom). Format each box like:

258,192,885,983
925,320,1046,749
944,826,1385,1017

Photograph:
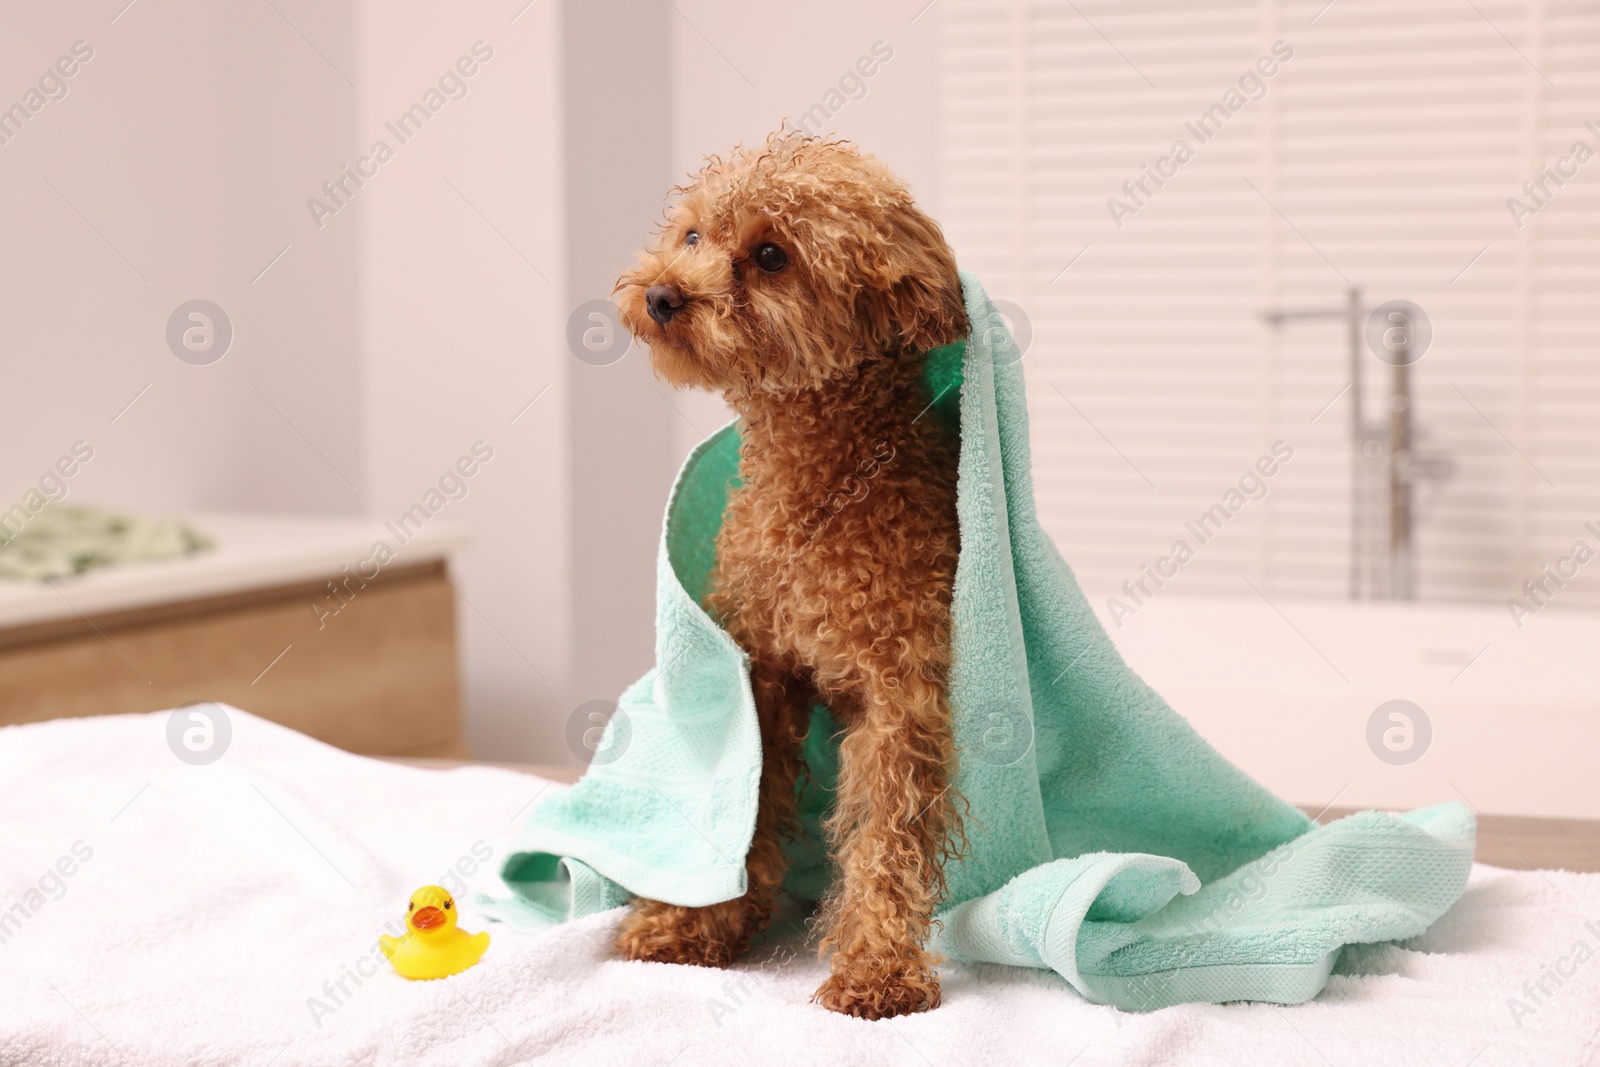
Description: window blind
937,0,1600,613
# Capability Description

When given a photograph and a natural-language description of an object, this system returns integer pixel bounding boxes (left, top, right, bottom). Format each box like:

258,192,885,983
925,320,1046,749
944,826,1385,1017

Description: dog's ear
855,202,970,355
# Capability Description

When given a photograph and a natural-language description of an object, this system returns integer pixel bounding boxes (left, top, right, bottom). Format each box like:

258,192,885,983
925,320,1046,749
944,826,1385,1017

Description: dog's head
616,134,968,399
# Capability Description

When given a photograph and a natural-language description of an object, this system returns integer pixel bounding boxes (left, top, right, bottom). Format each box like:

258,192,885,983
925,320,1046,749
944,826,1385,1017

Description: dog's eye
685,230,700,246
754,243,787,273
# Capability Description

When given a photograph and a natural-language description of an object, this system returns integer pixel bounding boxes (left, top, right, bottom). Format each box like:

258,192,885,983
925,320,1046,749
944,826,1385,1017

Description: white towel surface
2,706,1598,1066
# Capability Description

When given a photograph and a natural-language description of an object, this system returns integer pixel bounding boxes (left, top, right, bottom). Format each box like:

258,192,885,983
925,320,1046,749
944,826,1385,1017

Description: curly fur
614,133,970,1019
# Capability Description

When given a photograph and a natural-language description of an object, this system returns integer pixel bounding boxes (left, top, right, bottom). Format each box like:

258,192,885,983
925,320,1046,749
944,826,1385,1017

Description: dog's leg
615,660,810,967
812,670,957,1019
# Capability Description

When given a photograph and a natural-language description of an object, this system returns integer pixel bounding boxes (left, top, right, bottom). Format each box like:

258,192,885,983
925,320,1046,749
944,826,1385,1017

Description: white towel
1,706,1596,1066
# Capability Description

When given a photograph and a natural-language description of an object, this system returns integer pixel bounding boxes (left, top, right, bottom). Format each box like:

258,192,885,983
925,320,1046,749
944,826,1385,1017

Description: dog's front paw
615,899,750,968
812,961,941,1019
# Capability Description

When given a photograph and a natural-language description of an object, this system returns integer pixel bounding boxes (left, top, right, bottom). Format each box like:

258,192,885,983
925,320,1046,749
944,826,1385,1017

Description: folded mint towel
489,271,1474,1009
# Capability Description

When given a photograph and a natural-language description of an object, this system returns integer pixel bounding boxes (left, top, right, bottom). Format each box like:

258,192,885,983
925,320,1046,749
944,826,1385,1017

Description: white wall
0,0,362,518
560,0,680,740
355,0,568,761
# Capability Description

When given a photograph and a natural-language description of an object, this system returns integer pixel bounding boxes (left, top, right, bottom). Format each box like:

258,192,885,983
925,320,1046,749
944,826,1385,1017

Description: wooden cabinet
0,513,468,757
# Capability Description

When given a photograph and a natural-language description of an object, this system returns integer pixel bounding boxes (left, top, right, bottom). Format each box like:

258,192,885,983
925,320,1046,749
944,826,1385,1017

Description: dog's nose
645,284,685,325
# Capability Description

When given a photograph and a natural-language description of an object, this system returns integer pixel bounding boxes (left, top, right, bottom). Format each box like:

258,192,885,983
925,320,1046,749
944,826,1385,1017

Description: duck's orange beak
412,906,445,929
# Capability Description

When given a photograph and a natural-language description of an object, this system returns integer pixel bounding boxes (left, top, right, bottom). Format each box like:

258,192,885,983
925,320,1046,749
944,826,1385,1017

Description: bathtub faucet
1262,287,1453,600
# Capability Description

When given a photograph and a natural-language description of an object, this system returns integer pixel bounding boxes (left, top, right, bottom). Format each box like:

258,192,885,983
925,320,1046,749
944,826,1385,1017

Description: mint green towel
490,272,1474,1010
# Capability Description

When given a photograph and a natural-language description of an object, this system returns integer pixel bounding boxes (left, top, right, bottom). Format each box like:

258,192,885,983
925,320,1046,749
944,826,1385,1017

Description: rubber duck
379,885,490,980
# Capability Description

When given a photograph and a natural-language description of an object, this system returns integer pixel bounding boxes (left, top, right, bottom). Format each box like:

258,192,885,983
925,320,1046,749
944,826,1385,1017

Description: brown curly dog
614,133,970,1020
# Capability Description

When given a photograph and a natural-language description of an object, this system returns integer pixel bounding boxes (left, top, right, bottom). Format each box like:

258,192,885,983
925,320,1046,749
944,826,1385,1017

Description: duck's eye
444,900,453,909
685,230,700,247
407,902,414,911
754,243,787,273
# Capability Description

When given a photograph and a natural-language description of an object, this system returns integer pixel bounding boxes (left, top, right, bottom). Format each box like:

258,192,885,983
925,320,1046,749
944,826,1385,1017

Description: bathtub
1096,594,1600,820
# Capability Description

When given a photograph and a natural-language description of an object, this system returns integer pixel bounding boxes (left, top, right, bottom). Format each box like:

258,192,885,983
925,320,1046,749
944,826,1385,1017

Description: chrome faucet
1263,287,1452,600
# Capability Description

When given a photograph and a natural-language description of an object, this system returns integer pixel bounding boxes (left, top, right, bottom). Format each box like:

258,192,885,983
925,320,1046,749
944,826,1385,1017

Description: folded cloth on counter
0,504,211,580
491,271,1475,1009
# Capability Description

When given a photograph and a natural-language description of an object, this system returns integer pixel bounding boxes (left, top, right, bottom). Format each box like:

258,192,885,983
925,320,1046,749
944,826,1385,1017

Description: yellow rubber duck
379,885,490,980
